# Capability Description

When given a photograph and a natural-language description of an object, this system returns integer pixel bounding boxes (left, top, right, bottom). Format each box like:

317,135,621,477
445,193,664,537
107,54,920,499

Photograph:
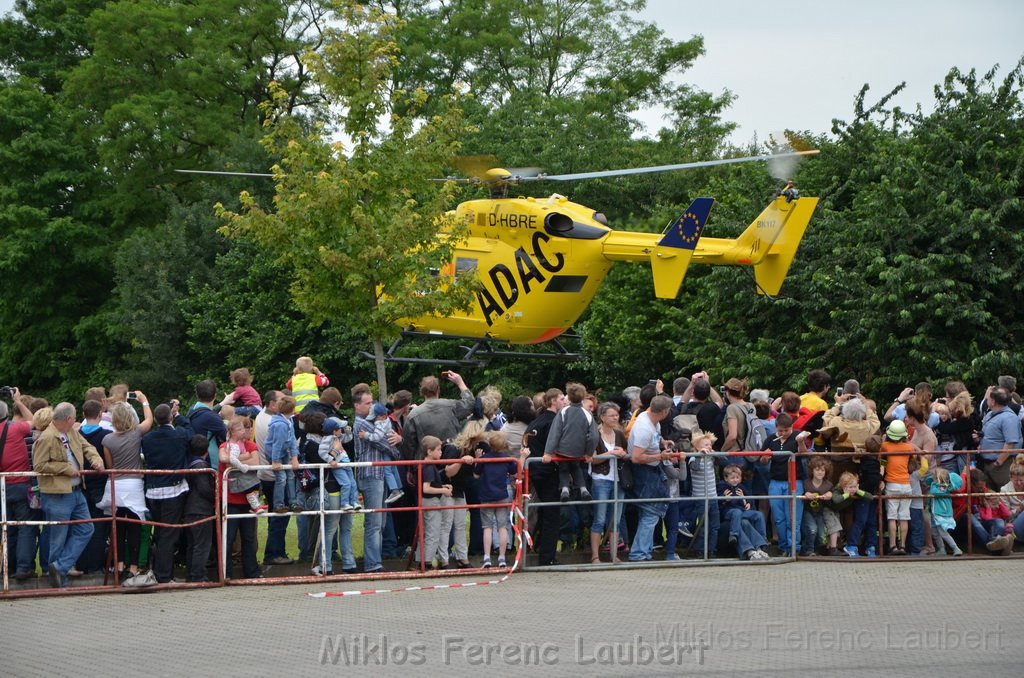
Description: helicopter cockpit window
454,257,478,278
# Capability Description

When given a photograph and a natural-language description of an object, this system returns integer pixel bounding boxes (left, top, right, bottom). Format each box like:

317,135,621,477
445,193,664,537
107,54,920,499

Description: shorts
480,506,507,532
816,506,843,535
885,483,912,521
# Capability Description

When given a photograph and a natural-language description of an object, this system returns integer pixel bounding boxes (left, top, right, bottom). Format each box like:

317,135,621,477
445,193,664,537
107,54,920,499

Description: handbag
617,458,634,492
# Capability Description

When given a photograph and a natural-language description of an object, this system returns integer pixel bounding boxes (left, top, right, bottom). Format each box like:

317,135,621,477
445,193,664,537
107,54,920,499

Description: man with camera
1,387,38,579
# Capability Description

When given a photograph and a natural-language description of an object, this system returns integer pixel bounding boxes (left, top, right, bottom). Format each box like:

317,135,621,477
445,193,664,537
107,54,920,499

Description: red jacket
977,502,1010,521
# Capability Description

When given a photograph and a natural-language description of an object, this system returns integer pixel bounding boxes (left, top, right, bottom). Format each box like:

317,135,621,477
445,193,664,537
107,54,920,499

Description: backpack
738,403,766,452
670,413,700,453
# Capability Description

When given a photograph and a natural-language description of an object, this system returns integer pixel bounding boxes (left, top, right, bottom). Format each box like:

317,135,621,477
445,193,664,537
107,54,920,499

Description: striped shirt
354,415,389,481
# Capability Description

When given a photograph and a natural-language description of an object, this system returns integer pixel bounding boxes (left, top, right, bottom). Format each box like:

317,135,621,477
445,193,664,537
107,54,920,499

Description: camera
836,387,844,397
648,379,658,385
127,391,138,400
0,386,12,399
719,385,726,395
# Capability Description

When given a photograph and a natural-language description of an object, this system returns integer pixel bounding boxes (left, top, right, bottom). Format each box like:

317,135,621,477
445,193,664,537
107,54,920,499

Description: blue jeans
846,498,879,551
5,482,38,573
261,479,291,561
360,476,385,571
972,515,1006,545
801,511,825,554
330,467,360,506
726,508,768,555
692,497,720,557
272,469,298,509
310,491,356,572
769,479,803,553
1014,512,1024,542
907,507,925,555
628,510,660,561
41,489,94,583
589,479,621,535
384,465,402,493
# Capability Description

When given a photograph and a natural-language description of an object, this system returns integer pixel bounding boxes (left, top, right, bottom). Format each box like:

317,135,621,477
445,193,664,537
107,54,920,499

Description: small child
802,457,841,556
184,434,216,582
1001,460,1024,546
975,493,1013,555
474,431,518,568
928,467,963,556
268,396,302,513
880,421,916,555
717,464,769,561
908,455,932,555
832,471,877,557
413,436,453,569
359,402,405,505
320,417,360,511
687,432,720,558
287,356,329,413
220,417,265,514
227,367,263,418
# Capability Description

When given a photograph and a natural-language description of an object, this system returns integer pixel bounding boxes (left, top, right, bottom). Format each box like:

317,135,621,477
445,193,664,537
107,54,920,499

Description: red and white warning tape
308,480,526,599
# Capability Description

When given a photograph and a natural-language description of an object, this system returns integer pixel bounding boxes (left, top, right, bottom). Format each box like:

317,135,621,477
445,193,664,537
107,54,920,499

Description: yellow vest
292,372,318,412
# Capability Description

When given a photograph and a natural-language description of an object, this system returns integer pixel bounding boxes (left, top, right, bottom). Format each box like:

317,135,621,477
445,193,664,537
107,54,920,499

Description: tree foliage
1,0,1022,407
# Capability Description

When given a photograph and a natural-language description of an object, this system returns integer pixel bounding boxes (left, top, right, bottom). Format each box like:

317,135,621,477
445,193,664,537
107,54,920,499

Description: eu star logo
675,211,703,247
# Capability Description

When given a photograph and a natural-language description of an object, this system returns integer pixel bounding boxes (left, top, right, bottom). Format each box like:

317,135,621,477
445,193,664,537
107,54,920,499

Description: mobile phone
836,387,843,397
719,385,726,395
648,379,658,385
127,391,138,400
441,370,452,379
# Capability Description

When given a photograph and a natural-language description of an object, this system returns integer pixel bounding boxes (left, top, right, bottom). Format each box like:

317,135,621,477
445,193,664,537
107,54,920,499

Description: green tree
220,1,477,398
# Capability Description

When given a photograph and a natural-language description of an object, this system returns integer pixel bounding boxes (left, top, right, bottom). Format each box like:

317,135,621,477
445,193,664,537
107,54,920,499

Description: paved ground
2,559,1019,677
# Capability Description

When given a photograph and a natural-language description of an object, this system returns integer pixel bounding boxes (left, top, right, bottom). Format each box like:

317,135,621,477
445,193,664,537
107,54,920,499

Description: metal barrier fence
220,456,525,585
2,446,1020,597
0,468,220,597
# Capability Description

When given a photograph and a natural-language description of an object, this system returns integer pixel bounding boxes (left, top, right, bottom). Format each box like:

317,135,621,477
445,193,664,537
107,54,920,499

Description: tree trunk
373,336,389,401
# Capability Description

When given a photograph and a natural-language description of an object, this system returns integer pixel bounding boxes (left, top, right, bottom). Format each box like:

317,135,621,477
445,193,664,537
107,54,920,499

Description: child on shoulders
320,417,360,511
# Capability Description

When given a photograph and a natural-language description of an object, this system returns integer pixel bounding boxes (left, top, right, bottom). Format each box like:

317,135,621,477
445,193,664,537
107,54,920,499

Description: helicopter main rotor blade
175,169,275,177
520,150,819,182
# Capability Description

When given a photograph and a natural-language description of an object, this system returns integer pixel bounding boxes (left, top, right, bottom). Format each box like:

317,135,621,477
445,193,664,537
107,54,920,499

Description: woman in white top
98,396,153,579
590,402,628,564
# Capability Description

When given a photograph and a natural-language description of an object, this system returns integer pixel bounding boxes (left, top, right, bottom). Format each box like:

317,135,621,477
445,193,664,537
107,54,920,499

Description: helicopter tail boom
601,197,715,298
694,194,818,296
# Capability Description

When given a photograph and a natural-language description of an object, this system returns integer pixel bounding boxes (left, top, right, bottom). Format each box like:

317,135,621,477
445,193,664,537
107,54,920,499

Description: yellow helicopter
182,151,819,366
382,152,820,364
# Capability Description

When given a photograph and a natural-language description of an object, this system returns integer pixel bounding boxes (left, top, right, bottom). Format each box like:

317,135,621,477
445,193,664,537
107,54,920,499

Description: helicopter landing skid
359,331,582,367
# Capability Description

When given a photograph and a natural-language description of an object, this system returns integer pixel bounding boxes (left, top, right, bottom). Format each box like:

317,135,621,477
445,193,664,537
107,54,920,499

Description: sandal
591,557,602,564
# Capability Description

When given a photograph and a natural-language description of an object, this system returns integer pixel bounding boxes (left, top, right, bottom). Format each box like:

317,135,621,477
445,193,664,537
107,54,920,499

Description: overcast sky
639,0,1024,144
2,0,1021,146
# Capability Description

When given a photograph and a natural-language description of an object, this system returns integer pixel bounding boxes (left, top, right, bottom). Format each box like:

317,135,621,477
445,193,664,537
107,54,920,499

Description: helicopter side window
454,257,478,279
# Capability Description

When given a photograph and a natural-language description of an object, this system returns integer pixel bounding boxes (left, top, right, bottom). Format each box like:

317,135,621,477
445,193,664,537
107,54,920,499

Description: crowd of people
1,360,1022,589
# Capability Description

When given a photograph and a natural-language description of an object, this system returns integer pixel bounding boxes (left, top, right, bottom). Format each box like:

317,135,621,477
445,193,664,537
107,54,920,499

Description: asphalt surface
1,559,1019,677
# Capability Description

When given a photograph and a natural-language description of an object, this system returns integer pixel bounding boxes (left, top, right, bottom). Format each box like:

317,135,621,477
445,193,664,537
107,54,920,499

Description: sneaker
290,504,305,513
385,489,405,505
678,522,693,538
755,549,771,560
579,487,592,501
652,544,664,551
864,546,877,558
843,545,860,557
266,556,295,566
351,504,363,511
1003,532,1016,556
497,557,507,567
986,536,1003,551
250,505,267,515
340,504,355,511
13,570,34,581
827,547,839,557
67,567,84,577
560,487,570,502
665,553,681,561
951,548,963,557
311,565,333,576
246,493,262,511
482,559,492,568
